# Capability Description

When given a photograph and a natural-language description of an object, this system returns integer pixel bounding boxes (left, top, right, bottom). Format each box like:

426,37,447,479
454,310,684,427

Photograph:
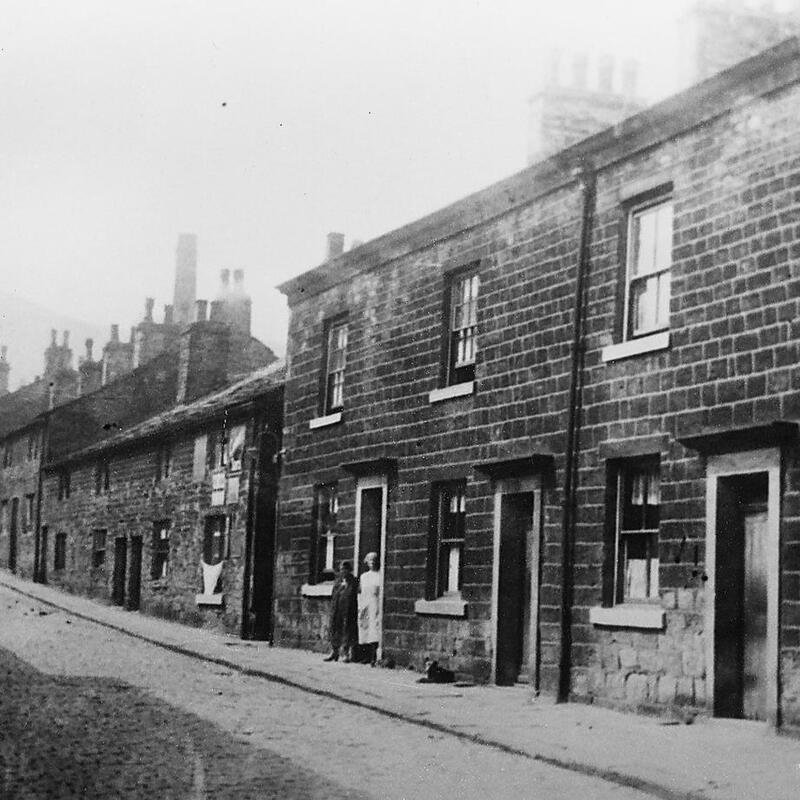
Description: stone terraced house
273,36,800,732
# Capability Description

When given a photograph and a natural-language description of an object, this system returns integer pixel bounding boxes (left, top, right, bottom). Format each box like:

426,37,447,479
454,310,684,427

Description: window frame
91,529,107,569
309,483,339,584
442,266,480,388
605,458,661,605
24,494,35,531
95,460,110,495
203,515,229,566
0,499,7,533
427,481,467,600
58,470,71,501
321,316,349,415
155,441,172,482
151,520,170,579
622,195,673,342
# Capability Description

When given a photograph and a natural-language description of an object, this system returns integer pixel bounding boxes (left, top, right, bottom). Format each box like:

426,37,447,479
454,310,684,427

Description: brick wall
277,47,800,725
40,417,258,636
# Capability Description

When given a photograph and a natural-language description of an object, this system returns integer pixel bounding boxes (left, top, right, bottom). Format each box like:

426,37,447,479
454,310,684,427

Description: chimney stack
173,233,198,325
527,50,643,165
326,232,345,260
196,299,208,322
164,304,174,325
144,297,155,322
62,330,70,349
50,329,57,346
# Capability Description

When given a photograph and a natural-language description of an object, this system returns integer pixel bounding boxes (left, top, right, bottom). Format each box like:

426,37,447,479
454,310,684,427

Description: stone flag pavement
1,570,798,800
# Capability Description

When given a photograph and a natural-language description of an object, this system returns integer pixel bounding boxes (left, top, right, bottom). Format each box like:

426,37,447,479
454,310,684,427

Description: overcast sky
2,0,711,382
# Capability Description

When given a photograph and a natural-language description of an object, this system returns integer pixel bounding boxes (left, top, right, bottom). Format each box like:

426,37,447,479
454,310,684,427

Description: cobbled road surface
0,587,651,799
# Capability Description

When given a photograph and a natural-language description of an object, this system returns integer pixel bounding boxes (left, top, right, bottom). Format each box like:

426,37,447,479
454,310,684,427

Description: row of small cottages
2,39,800,732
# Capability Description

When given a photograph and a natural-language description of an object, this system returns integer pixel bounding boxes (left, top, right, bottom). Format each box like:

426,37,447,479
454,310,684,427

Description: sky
0,0,744,384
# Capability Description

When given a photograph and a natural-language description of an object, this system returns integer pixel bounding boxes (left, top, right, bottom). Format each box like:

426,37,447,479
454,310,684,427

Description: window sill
195,593,224,606
589,604,665,630
301,582,334,598
601,331,670,363
428,381,474,404
414,595,468,618
309,411,343,430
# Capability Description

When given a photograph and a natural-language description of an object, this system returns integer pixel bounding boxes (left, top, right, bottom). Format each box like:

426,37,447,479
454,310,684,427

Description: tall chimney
173,233,198,325
527,50,643,165
326,232,345,260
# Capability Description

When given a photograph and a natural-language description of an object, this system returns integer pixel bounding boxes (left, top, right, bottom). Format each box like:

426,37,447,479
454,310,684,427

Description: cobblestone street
0,588,650,800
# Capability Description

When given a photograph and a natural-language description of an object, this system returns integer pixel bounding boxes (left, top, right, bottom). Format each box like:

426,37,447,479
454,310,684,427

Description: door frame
353,474,388,656
490,475,543,686
705,447,780,725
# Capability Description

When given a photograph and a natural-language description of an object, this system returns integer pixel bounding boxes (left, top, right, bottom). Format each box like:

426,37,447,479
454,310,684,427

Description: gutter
559,161,596,702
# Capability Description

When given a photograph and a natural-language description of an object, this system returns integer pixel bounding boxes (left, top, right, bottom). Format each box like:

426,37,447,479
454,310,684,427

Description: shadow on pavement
0,647,369,800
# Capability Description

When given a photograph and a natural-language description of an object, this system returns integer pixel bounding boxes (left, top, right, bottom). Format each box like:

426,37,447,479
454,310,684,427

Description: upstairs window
323,319,348,414
609,460,660,603
3,441,13,468
151,521,170,579
27,432,38,461
429,482,466,598
92,529,107,569
155,442,172,482
446,271,479,386
95,460,110,495
58,471,71,501
1,500,8,532
309,484,338,584
625,200,672,339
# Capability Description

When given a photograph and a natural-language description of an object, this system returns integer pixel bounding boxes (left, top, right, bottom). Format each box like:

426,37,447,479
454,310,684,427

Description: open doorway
706,448,779,725
492,477,542,687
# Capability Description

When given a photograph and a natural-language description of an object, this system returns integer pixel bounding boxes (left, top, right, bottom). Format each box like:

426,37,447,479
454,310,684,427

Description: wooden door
742,501,768,720
126,536,142,611
112,537,127,606
9,498,18,573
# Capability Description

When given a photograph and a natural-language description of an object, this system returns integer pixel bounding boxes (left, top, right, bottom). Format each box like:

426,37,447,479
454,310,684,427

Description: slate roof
48,360,285,467
0,379,49,439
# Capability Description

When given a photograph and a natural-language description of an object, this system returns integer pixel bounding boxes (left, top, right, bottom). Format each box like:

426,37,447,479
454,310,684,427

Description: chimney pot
621,58,638,97
326,232,345,260
110,324,119,343
1,346,6,361
130,326,136,343
196,299,208,322
164,304,174,325
62,330,70,348
144,297,155,321
50,329,57,345
85,338,94,361
220,269,231,288
233,268,244,285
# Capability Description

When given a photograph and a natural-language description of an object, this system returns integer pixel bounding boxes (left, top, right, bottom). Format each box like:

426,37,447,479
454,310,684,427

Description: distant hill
0,292,106,391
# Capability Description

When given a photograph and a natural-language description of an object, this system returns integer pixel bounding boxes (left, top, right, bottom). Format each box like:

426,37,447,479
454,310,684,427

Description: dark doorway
357,487,383,570
250,483,277,640
39,526,49,584
714,472,769,720
496,492,534,686
112,537,127,606
126,536,142,611
9,498,19,573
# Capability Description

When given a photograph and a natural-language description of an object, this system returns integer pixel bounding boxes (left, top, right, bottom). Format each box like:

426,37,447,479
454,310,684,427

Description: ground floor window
430,481,466,598
609,459,660,602
151,521,170,579
91,529,107,569
310,483,338,583
203,515,229,565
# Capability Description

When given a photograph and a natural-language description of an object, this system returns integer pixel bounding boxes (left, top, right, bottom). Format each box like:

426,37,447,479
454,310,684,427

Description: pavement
1,571,798,800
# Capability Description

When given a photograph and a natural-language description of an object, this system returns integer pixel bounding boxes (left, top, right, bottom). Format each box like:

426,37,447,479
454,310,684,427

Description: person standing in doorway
358,552,381,666
324,560,358,662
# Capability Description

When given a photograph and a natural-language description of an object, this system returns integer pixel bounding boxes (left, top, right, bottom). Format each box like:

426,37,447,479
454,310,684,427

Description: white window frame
433,482,466,598
324,319,348,414
447,271,479,387
623,198,673,342
612,460,661,604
